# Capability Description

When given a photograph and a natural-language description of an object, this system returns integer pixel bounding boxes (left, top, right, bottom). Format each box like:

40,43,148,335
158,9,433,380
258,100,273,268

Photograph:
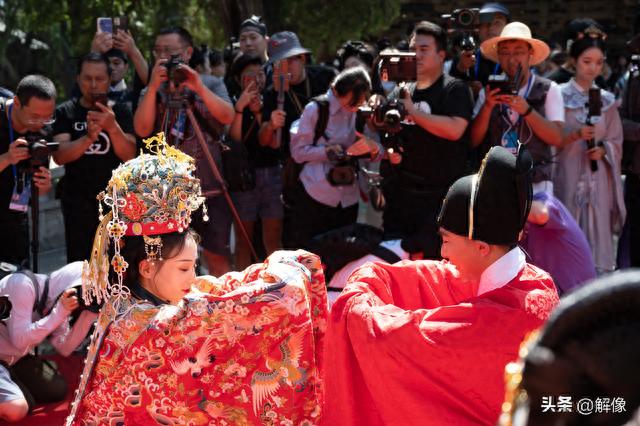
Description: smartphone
91,93,109,110
97,17,113,34
242,74,259,90
113,16,128,33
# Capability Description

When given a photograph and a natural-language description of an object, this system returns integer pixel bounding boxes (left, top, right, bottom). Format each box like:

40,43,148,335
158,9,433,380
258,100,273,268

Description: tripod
161,92,258,261
29,179,40,272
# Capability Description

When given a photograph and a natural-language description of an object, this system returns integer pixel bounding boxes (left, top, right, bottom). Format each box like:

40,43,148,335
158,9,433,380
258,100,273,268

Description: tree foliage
0,0,401,94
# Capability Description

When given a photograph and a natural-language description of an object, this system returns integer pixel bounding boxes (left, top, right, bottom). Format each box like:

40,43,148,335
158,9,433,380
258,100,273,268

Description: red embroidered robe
324,260,559,426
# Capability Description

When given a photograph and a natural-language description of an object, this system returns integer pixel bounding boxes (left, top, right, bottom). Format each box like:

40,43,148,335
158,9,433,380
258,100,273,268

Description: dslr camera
442,8,480,52
366,52,416,135
17,133,59,175
164,54,188,86
356,100,407,135
327,149,361,187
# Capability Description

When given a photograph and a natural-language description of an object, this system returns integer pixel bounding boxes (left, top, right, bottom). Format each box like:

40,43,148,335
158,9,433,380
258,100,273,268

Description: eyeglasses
152,46,185,57
497,50,530,59
24,113,56,126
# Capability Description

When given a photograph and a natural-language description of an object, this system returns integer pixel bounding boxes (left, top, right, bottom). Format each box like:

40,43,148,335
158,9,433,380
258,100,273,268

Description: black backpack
282,95,330,190
0,267,49,317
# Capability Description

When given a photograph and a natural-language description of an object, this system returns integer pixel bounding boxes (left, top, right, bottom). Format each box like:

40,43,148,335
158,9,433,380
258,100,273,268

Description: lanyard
500,72,534,123
7,103,17,182
474,49,501,80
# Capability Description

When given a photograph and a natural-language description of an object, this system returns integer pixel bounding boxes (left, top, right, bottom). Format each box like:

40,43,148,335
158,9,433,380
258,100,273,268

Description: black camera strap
312,95,330,144
15,270,49,317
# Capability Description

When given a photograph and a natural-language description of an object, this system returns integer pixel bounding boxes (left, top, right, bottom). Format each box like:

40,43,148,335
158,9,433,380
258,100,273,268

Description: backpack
282,95,330,191
0,267,50,318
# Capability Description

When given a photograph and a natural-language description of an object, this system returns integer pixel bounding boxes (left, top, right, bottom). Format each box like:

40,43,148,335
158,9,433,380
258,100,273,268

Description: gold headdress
81,132,206,307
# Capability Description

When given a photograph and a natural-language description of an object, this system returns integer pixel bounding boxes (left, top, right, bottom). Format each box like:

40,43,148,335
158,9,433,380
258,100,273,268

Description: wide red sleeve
323,261,558,426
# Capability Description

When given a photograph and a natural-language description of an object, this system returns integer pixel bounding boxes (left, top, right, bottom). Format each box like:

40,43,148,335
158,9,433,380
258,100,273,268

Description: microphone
586,88,602,172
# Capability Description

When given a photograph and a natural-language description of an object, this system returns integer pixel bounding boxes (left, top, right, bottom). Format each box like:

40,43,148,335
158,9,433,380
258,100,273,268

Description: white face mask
382,81,396,95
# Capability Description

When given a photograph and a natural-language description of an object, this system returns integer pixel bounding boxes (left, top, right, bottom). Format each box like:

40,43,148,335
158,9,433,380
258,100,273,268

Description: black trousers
9,355,67,411
382,185,446,259
61,195,100,263
620,174,640,267
288,184,358,250
0,212,29,267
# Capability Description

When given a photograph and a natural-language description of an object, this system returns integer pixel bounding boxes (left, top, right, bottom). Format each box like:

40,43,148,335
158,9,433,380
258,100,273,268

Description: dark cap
105,48,128,63
479,2,510,23
438,146,533,245
239,15,267,37
268,31,311,62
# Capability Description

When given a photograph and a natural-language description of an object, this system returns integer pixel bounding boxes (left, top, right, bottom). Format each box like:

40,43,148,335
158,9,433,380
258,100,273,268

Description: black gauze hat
438,146,533,245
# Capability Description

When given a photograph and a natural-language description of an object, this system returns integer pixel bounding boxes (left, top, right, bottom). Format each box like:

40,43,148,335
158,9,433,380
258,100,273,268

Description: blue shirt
290,89,380,207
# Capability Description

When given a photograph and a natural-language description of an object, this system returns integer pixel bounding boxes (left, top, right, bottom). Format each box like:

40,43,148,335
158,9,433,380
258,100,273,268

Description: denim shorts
191,195,233,257
232,166,284,222
0,364,23,402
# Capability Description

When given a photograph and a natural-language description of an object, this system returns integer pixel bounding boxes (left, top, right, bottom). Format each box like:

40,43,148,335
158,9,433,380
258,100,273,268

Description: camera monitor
379,52,417,83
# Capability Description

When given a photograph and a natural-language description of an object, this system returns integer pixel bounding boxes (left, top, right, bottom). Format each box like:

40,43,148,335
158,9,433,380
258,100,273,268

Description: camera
442,8,480,52
164,54,188,86
71,285,102,313
17,133,59,175
441,8,480,31
326,150,360,187
356,90,408,135
379,52,417,83
487,73,516,95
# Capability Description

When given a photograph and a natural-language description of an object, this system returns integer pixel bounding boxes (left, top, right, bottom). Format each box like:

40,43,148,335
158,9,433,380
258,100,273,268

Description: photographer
228,53,283,269
380,21,474,260
0,262,97,422
134,26,234,276
289,66,380,249
90,27,149,111
0,76,55,268
448,3,510,89
53,52,136,263
258,31,336,247
470,22,564,193
620,41,640,268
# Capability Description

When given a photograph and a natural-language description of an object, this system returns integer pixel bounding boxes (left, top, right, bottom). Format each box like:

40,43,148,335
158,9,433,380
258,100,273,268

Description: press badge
170,111,186,140
9,178,31,213
501,129,519,155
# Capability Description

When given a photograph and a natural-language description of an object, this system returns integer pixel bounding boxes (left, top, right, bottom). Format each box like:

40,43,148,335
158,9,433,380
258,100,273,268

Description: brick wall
386,1,636,56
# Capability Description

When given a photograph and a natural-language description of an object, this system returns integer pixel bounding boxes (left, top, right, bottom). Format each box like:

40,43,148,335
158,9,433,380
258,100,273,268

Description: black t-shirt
237,106,280,169
52,98,134,200
0,99,53,219
262,65,336,157
385,74,474,191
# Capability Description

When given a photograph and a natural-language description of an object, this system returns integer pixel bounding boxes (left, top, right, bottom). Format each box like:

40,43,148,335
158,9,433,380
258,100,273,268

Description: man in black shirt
382,21,474,259
53,52,136,263
257,31,336,247
0,75,55,267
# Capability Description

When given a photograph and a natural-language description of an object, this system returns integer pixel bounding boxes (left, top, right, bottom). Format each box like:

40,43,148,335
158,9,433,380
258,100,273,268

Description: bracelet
521,105,534,117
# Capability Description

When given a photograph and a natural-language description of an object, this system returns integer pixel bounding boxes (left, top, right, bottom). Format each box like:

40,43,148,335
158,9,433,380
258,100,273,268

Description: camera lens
458,10,474,26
